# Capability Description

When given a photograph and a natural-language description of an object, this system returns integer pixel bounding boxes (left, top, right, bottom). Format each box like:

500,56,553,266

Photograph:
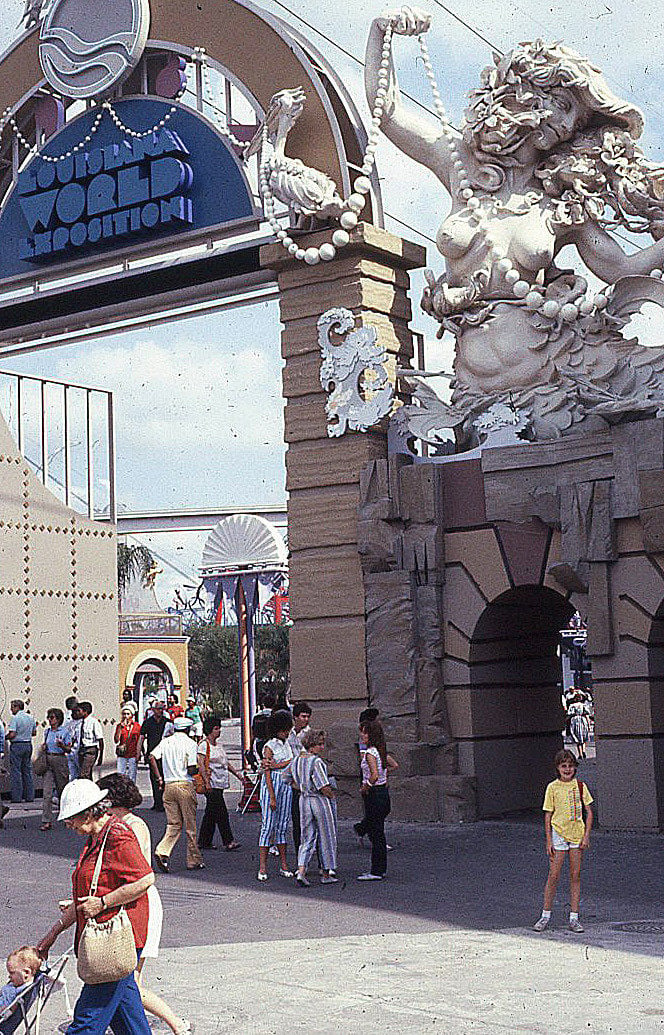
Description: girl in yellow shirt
533,749,593,933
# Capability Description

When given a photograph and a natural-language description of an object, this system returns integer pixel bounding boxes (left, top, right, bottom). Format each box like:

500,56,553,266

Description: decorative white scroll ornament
318,307,394,437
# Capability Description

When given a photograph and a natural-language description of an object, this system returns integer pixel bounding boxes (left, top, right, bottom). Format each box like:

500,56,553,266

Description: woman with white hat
35,779,155,1034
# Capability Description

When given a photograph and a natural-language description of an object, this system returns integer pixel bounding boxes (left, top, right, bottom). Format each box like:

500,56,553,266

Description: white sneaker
533,916,550,932
357,872,383,881
268,845,279,856
569,917,585,933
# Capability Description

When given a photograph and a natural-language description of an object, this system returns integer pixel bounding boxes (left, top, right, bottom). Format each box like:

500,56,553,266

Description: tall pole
237,580,252,764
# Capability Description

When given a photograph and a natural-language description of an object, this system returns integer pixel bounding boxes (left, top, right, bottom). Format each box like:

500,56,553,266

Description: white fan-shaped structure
200,513,288,573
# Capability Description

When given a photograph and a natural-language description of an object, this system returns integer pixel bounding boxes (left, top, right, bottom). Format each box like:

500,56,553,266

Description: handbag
33,741,48,777
193,739,210,794
77,822,138,985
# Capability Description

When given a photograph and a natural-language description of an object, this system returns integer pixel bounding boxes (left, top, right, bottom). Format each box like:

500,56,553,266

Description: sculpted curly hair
462,39,664,237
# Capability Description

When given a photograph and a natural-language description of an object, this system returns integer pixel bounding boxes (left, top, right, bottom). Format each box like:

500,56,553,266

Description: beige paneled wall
0,410,119,760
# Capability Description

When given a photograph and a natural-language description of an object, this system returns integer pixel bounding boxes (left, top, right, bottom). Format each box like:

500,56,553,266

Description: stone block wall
358,420,664,830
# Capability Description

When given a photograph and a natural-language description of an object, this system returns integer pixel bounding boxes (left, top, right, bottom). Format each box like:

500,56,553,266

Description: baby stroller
0,949,73,1035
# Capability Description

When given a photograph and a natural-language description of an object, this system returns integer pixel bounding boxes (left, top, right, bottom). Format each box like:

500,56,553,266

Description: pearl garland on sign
195,48,252,152
254,24,395,264
0,57,190,166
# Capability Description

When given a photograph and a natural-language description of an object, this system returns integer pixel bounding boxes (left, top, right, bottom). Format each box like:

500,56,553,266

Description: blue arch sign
0,99,256,279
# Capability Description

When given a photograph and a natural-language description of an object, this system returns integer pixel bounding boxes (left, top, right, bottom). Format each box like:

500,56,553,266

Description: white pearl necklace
254,25,395,264
1,65,189,165
413,31,656,321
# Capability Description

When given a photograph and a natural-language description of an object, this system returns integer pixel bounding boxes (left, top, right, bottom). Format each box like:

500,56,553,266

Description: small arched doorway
468,586,575,817
646,602,664,828
133,658,177,720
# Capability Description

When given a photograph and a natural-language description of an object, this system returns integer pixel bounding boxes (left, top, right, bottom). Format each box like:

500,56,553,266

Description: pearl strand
255,24,393,264
196,48,251,151
416,33,617,321
4,57,189,165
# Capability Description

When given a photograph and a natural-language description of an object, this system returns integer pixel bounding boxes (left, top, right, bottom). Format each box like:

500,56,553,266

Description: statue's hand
376,7,432,35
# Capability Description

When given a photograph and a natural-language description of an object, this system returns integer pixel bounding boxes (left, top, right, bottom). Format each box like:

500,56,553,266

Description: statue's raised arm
365,7,463,192
371,22,664,445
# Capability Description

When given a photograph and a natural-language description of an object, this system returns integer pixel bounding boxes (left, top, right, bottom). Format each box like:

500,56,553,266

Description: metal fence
0,370,116,523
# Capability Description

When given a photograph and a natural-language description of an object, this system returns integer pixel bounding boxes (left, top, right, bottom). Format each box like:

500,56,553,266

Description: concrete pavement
2,788,663,1034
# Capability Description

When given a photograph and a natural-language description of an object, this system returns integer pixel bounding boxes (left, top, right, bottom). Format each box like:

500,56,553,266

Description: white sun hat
58,779,108,822
174,716,193,731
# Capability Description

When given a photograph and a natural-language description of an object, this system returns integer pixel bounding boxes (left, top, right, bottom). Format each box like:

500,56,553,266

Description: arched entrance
468,586,575,817
0,0,420,803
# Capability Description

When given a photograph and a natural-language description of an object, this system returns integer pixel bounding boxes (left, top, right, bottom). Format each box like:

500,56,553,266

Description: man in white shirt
150,716,204,872
77,701,104,779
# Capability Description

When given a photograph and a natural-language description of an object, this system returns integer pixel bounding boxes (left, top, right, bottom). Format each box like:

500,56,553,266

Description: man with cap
184,696,203,741
150,717,204,872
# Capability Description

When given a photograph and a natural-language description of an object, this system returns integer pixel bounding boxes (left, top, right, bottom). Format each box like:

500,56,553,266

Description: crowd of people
0,685,598,1034
0,691,208,831
0,690,402,1035
0,689,401,885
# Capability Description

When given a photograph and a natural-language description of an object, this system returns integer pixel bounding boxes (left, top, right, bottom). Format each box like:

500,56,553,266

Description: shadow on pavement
2,796,662,960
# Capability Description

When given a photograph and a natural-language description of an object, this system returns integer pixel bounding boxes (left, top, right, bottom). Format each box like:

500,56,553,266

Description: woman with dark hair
197,715,242,852
96,774,191,1035
35,779,154,1034
257,709,294,881
357,720,398,882
39,707,72,831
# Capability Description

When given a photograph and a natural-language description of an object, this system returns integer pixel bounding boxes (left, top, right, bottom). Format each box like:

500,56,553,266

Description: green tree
184,620,290,717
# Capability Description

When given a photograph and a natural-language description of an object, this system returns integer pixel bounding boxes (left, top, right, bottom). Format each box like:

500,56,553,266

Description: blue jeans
67,963,151,1035
10,742,34,802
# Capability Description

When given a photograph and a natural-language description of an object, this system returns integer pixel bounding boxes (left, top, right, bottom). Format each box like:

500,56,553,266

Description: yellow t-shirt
542,778,593,843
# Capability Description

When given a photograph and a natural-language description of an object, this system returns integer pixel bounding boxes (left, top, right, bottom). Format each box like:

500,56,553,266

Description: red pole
237,580,251,765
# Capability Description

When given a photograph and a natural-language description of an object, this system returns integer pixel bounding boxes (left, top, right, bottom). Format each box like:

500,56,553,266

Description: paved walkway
2,784,663,1033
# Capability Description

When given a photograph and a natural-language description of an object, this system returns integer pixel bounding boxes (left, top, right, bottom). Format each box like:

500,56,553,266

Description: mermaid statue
365,8,664,445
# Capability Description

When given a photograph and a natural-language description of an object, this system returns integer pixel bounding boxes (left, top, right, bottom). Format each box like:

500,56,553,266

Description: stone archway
125,648,182,690
468,586,574,818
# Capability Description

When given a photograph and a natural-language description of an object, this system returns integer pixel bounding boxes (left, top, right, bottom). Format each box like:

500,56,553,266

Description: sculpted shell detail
39,0,151,100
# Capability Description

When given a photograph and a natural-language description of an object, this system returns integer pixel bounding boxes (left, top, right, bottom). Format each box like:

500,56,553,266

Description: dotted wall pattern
0,432,119,729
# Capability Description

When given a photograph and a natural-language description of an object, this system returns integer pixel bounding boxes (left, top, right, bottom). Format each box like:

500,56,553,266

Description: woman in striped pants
290,730,338,886
257,710,294,881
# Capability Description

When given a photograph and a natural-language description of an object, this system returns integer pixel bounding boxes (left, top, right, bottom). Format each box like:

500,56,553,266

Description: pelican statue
245,87,345,228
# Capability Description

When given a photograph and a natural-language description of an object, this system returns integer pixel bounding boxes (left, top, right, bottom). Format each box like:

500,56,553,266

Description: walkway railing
0,370,116,523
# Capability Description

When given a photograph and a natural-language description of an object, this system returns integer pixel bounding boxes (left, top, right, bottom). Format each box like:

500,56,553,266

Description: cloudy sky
0,0,662,606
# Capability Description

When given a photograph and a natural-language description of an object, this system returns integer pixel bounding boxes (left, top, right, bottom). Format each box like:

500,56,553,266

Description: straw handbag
77,822,137,984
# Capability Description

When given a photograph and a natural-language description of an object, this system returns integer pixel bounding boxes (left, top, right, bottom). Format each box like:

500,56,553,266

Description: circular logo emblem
39,0,151,100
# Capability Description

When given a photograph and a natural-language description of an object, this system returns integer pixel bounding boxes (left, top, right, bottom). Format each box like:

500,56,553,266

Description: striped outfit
258,737,293,846
291,754,337,873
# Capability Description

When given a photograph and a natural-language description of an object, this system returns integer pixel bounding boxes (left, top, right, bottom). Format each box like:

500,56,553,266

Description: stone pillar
261,224,425,789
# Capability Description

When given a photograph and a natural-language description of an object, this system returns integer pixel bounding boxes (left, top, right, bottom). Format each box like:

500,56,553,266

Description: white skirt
142,884,163,960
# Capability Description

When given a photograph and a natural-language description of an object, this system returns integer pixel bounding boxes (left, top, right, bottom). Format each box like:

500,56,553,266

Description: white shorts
552,828,582,851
